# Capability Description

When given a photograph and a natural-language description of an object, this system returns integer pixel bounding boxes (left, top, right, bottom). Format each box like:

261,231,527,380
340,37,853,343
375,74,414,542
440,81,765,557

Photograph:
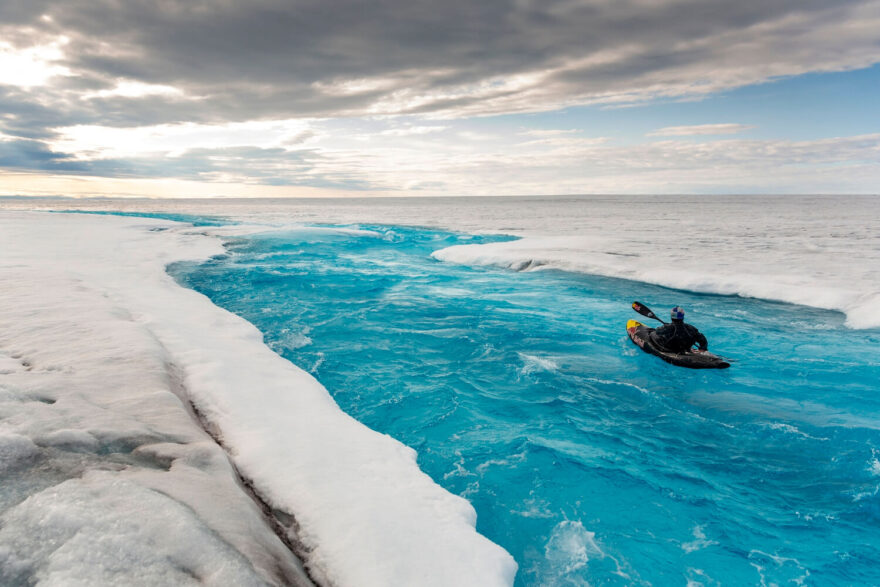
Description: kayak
626,319,730,369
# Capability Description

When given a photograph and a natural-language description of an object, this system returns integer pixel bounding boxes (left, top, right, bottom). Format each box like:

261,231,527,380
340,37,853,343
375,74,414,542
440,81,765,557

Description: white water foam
518,353,559,375
532,520,634,584
868,449,880,477
748,550,810,586
544,520,604,575
681,525,718,554
0,212,516,587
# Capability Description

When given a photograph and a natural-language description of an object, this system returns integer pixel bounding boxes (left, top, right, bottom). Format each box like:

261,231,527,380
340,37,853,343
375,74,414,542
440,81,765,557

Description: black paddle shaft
632,301,668,324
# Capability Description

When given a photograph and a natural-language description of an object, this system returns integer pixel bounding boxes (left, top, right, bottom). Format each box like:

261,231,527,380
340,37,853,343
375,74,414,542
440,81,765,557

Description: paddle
632,301,667,324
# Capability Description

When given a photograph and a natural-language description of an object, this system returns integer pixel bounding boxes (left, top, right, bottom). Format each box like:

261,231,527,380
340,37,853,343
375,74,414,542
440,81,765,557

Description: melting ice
172,216,880,585
2,195,879,586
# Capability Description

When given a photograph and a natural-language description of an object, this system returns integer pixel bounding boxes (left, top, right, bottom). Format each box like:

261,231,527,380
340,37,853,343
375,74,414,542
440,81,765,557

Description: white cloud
82,81,186,100
312,75,404,96
380,125,448,136
5,131,880,197
0,38,71,88
648,124,755,137
51,119,317,159
516,136,609,148
33,112,880,196
275,127,880,195
520,129,580,138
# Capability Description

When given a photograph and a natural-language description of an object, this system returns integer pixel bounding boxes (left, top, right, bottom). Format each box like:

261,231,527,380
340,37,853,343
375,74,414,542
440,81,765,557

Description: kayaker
649,306,708,353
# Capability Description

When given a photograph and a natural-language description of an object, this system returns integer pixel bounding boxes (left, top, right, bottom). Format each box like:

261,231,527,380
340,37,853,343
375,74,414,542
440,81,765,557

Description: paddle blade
632,301,666,323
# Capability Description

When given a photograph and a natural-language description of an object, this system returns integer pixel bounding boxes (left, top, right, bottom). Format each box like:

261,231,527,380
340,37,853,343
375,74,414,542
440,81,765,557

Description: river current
169,221,880,585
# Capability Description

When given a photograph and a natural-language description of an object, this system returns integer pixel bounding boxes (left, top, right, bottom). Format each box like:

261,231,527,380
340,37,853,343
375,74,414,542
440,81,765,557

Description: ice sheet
0,244,311,586
432,232,880,329
0,211,517,587
4,195,876,328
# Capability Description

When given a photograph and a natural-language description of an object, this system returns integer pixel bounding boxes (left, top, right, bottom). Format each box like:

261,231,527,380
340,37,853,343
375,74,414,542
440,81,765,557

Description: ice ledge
432,236,880,330
0,211,517,587
0,258,312,586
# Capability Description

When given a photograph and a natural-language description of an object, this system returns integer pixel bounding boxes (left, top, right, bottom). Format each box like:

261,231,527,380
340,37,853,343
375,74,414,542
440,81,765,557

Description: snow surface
431,232,880,329
0,211,516,587
5,195,877,328
0,217,312,587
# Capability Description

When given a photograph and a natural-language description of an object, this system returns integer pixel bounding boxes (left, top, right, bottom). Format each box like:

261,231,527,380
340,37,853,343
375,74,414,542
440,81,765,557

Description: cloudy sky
1,0,879,197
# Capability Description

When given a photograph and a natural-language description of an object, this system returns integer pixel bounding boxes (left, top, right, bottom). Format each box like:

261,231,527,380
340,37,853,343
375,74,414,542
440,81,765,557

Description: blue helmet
671,306,685,321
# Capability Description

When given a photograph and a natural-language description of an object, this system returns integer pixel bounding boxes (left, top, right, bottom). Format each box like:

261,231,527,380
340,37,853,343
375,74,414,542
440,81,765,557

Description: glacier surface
0,211,516,587
6,194,877,328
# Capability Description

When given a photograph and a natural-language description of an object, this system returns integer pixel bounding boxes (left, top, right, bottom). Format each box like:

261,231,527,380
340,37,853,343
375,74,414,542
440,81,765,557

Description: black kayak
627,320,730,369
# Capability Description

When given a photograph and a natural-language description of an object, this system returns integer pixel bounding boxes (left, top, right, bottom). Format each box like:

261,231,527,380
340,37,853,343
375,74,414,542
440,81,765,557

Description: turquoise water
170,223,880,585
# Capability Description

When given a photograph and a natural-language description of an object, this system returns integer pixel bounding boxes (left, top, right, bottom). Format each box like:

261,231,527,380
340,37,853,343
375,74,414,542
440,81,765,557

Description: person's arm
694,330,708,351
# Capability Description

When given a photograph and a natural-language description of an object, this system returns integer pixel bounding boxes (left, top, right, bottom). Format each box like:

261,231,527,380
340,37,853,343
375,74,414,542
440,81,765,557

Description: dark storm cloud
4,0,878,124
45,0,842,83
0,138,82,171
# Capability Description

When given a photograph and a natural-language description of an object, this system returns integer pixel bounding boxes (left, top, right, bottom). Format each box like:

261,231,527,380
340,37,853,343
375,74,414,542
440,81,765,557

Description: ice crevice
179,377,318,586
0,211,517,587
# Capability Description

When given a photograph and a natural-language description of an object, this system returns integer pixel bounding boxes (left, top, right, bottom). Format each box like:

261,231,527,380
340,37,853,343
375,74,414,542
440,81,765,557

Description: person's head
671,306,685,322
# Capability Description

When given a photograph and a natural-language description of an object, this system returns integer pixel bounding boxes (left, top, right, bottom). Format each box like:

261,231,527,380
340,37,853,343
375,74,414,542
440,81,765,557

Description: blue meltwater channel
169,224,880,585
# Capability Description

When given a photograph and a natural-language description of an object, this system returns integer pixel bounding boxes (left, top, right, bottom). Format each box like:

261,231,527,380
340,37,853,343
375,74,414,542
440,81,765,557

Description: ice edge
1,211,517,587
431,238,880,330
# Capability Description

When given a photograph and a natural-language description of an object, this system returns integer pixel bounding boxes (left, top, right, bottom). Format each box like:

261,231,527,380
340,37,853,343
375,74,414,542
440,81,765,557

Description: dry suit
649,320,708,353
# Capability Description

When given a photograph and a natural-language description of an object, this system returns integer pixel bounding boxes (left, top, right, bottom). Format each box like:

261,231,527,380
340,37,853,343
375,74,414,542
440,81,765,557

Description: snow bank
0,211,516,587
433,231,880,330
0,224,311,586
7,195,876,329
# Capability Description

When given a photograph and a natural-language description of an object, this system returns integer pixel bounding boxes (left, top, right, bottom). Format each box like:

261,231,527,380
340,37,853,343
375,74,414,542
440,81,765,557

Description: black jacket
650,321,707,353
